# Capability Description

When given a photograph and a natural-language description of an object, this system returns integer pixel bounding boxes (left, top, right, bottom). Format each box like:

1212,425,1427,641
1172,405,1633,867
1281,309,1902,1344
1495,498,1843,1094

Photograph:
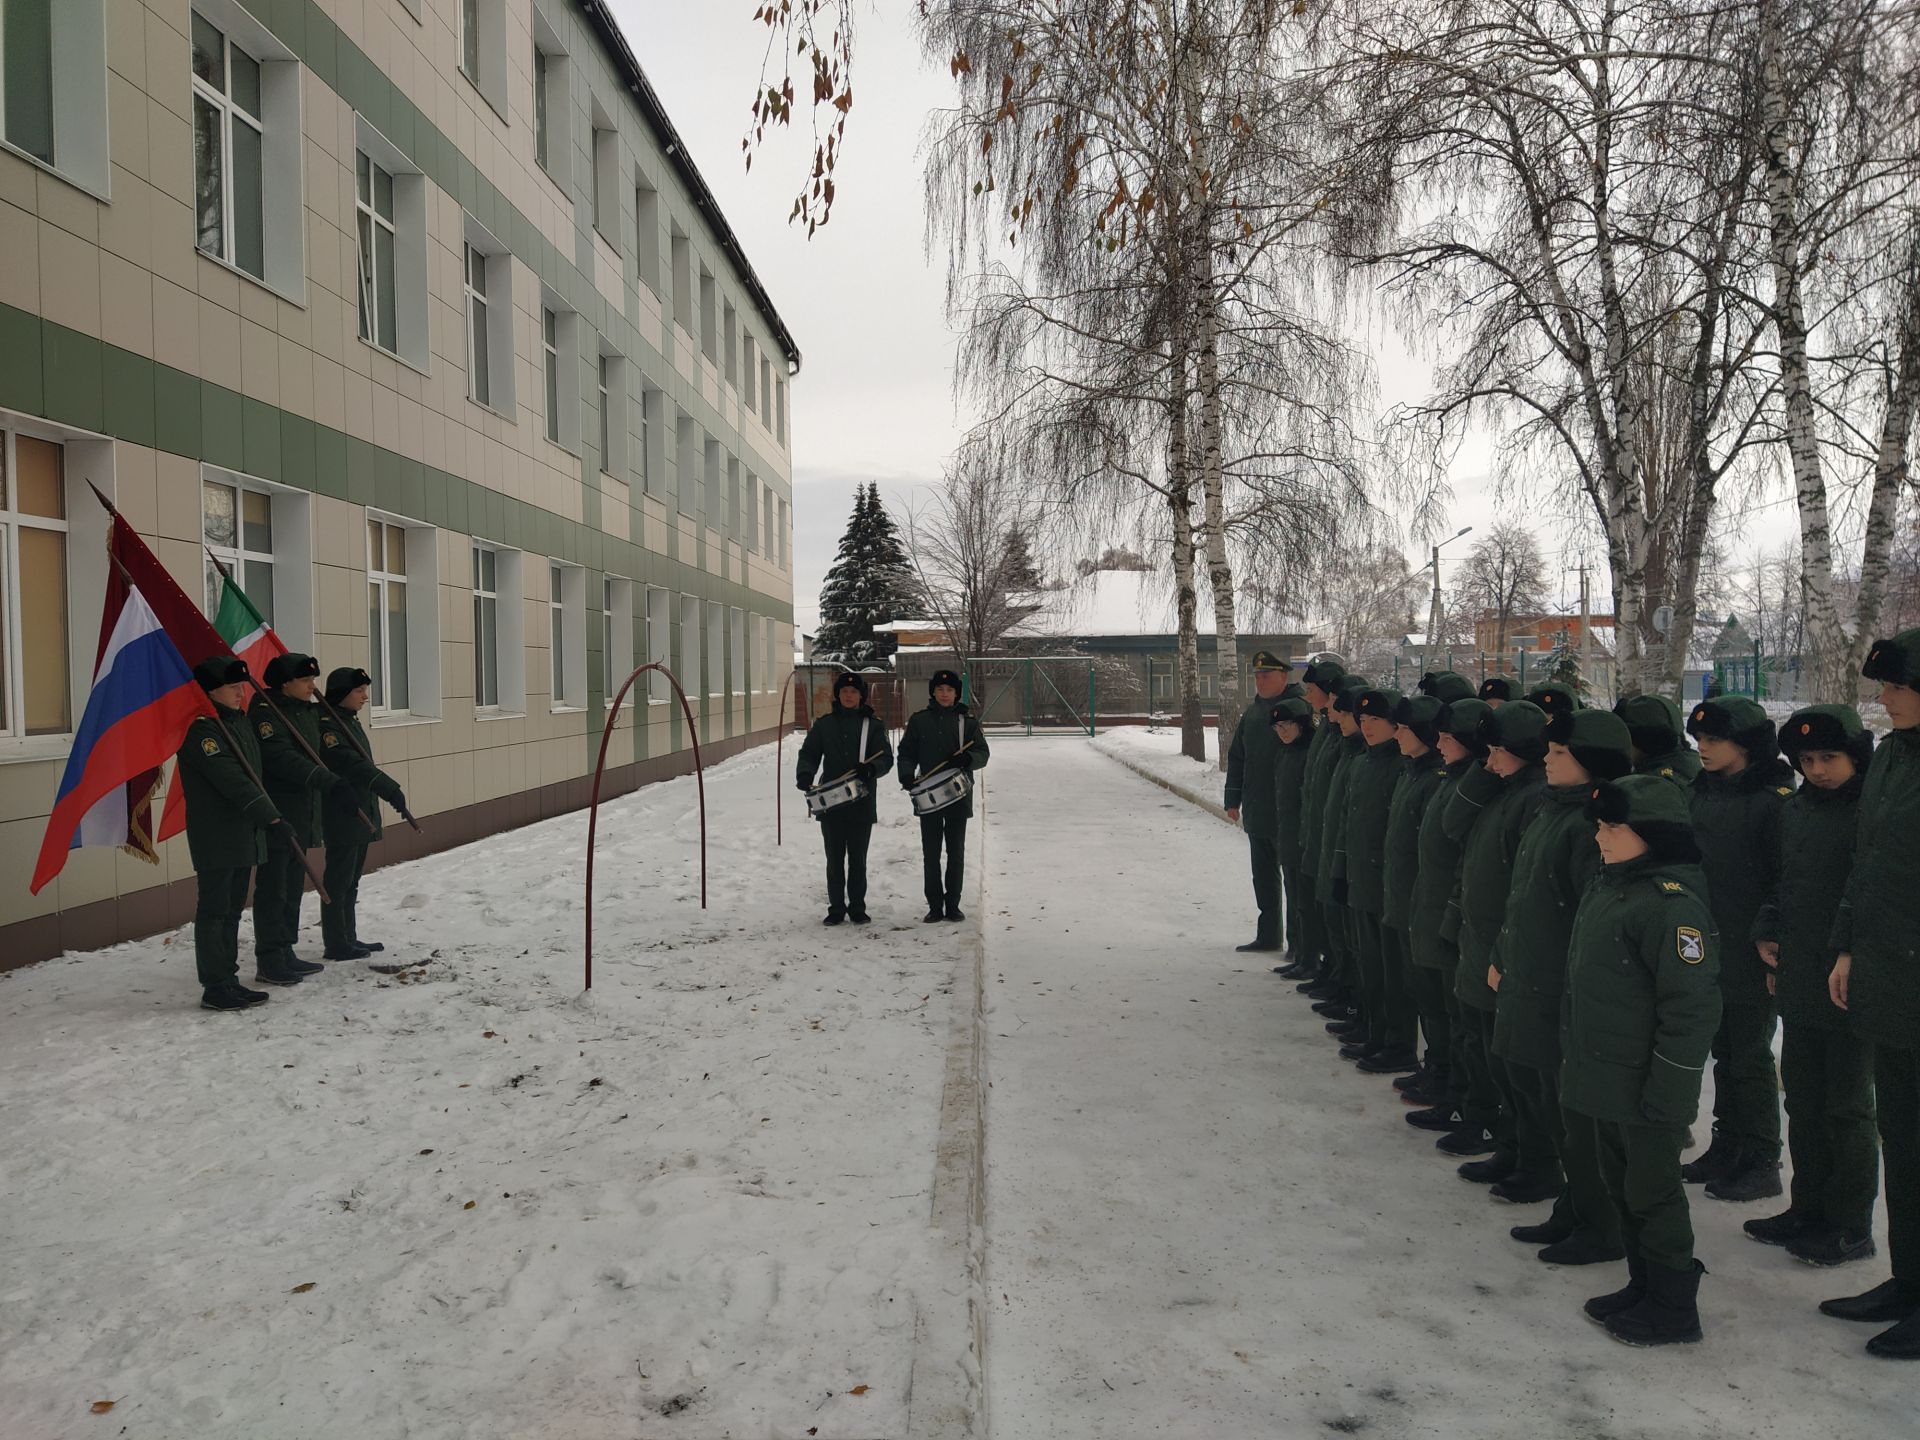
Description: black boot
945,904,966,922
1397,1075,1451,1107
356,939,385,953
822,909,846,926
1356,1047,1420,1075
253,957,306,987
1820,1277,1920,1323
1407,1106,1468,1133
1743,1208,1819,1247
1583,1251,1647,1325
1392,1062,1435,1094
1787,1228,1878,1268
1538,1233,1626,1266
1605,1259,1704,1346
1235,937,1280,953
1490,1173,1565,1205
1337,1042,1373,1062
1326,1017,1365,1039
1313,999,1355,1019
324,943,373,960
1301,978,1342,999
1704,1151,1783,1202
1457,1149,1517,1184
924,907,944,923
1679,1127,1736,1185
848,909,871,925
1868,1312,1920,1359
1511,1219,1572,1246
201,982,266,1012
1435,1126,1498,1156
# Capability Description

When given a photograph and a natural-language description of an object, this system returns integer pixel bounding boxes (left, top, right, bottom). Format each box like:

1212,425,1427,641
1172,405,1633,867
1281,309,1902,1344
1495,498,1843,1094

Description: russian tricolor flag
30,586,211,895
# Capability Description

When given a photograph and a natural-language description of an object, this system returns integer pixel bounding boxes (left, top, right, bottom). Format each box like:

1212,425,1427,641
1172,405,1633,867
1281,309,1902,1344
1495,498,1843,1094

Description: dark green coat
250,694,336,846
1344,736,1406,918
1382,749,1444,931
1273,723,1315,868
1753,775,1862,1033
1297,715,1345,878
1490,785,1602,1069
177,707,280,869
1635,745,1701,789
1690,759,1794,1008
1561,857,1722,1128
1446,759,1548,1012
1224,691,1286,838
1316,730,1366,903
898,701,988,819
1409,762,1469,968
318,705,406,844
796,702,895,824
1832,726,1920,1051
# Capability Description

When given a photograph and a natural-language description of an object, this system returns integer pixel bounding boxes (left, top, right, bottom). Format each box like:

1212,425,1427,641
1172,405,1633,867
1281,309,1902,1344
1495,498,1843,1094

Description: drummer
899,668,991,923
796,671,894,925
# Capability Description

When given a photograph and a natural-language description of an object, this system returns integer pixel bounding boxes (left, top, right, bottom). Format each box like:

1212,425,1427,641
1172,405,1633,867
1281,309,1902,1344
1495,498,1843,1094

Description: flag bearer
250,654,338,985
1821,629,1920,1360
1566,776,1720,1347
179,657,282,1011
1223,652,1296,953
1340,688,1416,1073
899,668,989,924
1748,705,1878,1269
796,671,894,925
1492,709,1634,1260
317,667,409,959
1615,693,1701,788
1682,696,1795,1202
1381,694,1449,1089
1270,696,1318,980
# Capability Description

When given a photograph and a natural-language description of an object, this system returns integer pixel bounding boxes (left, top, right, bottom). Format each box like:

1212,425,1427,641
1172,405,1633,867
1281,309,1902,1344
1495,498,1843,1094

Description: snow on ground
1091,726,1226,817
1,743,977,1440
984,739,1900,1440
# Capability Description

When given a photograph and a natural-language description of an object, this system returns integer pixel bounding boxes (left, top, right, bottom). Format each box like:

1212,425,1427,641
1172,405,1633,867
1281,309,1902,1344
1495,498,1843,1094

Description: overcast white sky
611,2,1802,633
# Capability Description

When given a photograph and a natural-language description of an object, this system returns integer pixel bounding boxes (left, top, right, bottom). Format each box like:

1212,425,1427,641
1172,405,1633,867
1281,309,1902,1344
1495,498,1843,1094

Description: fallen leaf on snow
89,1400,116,1414
463,1200,476,1210
419,1148,434,1156
849,1385,870,1396
290,1282,317,1294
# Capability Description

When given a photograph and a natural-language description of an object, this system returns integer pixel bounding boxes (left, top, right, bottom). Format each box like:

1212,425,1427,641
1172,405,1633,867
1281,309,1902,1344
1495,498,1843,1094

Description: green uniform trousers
251,840,306,962
321,840,369,951
1877,1044,1919,1287
1353,911,1387,1050
1321,900,1353,992
1457,1005,1511,1143
1380,924,1418,1054
1781,1023,1879,1236
1280,859,1306,957
194,867,253,989
1505,1058,1567,1186
1553,1091,1624,1249
1711,1000,1782,1161
1586,1115,1695,1274
1246,835,1281,947
1406,959,1452,1077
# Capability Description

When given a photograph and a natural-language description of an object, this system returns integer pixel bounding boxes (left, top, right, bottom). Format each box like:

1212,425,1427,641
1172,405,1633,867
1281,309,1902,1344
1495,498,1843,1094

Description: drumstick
918,739,974,782
812,748,891,792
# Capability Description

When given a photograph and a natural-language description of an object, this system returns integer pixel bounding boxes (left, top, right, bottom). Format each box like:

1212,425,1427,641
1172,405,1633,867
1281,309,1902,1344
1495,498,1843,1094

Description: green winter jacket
1382,749,1445,932
796,702,895,824
1753,774,1863,1033
1490,785,1603,1070
1316,730,1366,904
1832,725,1920,1051
898,701,989,819
1297,715,1344,878
1635,745,1702,789
1223,691,1287,838
1409,762,1469,969
1690,759,1795,1008
1561,856,1722,1128
318,705,406,845
1446,759,1548,1012
177,707,280,870
250,693,337,847
1273,721,1315,869
1343,736,1405,917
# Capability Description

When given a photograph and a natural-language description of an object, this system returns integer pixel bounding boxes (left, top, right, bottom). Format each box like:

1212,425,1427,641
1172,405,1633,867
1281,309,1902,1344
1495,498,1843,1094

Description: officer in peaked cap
1224,651,1297,953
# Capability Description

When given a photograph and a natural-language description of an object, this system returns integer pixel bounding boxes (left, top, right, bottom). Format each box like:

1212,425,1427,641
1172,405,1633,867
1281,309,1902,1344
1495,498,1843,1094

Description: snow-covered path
981,740,1902,1440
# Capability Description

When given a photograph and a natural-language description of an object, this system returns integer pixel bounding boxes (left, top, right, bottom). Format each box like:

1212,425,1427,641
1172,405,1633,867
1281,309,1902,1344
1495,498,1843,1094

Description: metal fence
792,658,1099,737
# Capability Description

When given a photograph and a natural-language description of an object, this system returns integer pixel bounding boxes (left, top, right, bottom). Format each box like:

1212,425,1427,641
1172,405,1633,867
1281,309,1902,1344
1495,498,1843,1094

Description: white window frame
679,593,700,706
645,586,670,705
723,301,738,388
730,607,746,694
597,353,612,473
745,470,759,553
0,426,71,741
465,240,493,409
763,487,775,560
699,266,718,364
778,496,789,568
603,575,633,706
533,46,550,170
762,615,777,692
529,8,570,194
637,385,655,493
355,149,397,353
190,12,264,277
549,561,585,711
540,300,581,452
760,356,773,425
0,0,109,199
670,226,693,331
366,516,410,715
199,467,313,652
590,98,618,246
635,181,661,294
353,118,428,371
705,601,724,699
777,378,788,445
542,307,560,442
470,541,523,717
472,541,500,710
458,0,506,117
743,334,757,409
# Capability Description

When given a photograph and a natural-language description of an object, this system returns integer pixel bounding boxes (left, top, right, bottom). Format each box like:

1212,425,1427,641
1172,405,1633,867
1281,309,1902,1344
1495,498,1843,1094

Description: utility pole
1423,526,1474,676
1579,561,1593,695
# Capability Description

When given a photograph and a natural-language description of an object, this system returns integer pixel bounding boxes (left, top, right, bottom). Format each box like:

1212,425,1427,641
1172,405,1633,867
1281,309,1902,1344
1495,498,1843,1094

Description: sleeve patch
1677,926,1705,963
1659,880,1684,893
257,721,275,739
1777,786,1793,796
322,732,339,749
200,736,220,756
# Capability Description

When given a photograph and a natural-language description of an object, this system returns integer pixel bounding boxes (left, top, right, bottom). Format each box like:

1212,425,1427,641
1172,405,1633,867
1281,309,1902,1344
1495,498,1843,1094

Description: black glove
856,764,875,784
796,779,811,793
392,790,408,814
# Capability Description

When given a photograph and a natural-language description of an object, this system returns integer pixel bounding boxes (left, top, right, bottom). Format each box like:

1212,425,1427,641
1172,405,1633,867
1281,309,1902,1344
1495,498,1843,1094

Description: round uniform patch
322,732,339,748
258,721,275,738
1677,926,1705,964
200,737,220,756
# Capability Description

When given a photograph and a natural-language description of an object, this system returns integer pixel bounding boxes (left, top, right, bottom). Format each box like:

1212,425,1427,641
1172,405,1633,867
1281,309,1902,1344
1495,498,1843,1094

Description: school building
0,0,798,969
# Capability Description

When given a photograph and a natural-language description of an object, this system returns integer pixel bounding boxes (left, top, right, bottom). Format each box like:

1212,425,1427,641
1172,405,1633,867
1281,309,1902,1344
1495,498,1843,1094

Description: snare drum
806,774,870,817
909,767,972,817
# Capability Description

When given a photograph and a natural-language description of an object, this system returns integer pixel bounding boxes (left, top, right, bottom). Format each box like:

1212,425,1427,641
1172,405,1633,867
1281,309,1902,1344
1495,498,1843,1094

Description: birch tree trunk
1852,235,1920,673
1195,279,1242,770
1168,283,1206,763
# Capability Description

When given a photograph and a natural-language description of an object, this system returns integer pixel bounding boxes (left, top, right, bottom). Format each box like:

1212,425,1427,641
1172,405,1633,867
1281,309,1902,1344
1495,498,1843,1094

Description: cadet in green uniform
1382,694,1449,1087
1296,659,1350,999
317,667,408,959
1748,704,1877,1268
1683,696,1795,1201
1479,677,1512,707
797,671,894,925
1442,701,1550,1180
1525,681,1580,722
1340,688,1415,1071
1615,693,1701,788
1492,709,1633,1258
178,657,283,1011
1405,697,1490,1133
1566,775,1720,1347
1822,629,1920,1359
249,654,339,985
1222,652,1296,953
1318,679,1371,1038
898,668,989,923
1270,696,1317,980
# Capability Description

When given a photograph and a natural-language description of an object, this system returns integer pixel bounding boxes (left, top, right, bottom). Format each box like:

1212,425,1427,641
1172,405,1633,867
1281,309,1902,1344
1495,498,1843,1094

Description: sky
610,2,1804,634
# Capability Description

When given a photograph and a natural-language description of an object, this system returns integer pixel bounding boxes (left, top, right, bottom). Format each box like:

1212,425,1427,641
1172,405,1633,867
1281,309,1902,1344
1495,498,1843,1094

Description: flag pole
315,693,424,834
203,546,376,835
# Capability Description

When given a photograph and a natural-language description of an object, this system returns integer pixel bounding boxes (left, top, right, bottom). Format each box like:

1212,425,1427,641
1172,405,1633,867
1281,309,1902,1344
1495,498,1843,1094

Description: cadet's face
1360,714,1396,745
1882,681,1920,730
1485,696,1506,708
1305,684,1332,712
837,685,862,708
1485,745,1525,778
286,676,319,701
933,684,958,706
341,684,370,713
211,681,250,711
1695,734,1747,773
1544,741,1590,788
1275,720,1303,745
1595,820,1649,865
1798,748,1855,790
1395,724,1429,758
1253,670,1287,700
1334,710,1358,735
1436,732,1470,764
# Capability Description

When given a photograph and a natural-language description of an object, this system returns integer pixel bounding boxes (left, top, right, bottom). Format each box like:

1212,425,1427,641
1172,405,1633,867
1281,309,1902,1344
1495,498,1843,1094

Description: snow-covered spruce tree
815,486,922,668
863,483,923,642
1547,627,1587,701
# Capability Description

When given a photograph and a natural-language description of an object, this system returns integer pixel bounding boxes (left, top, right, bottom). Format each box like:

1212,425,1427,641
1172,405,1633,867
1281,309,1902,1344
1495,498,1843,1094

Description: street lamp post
1422,526,1474,678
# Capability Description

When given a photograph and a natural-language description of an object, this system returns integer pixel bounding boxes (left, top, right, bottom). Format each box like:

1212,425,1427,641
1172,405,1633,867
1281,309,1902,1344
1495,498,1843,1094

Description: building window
635,183,660,294
726,456,740,541
461,218,515,415
590,104,618,243
699,267,718,364
532,47,550,169
723,302,738,388
745,471,759,553
777,378,788,445
743,336,757,409
367,518,410,712
637,386,655,493
459,0,479,79
549,562,584,709
730,607,746,693
762,615,777,691
760,355,773,425
670,227,693,332
603,576,633,703
472,543,499,709
353,119,428,369
778,497,789,568
597,355,610,471
645,586,669,704
201,475,273,622
190,12,264,278
704,436,722,528
1,0,109,196
356,151,398,355
706,602,724,698
0,429,71,738
674,411,698,520
679,593,700,705
763,487,775,561
465,242,492,408
541,306,582,449
2,0,55,166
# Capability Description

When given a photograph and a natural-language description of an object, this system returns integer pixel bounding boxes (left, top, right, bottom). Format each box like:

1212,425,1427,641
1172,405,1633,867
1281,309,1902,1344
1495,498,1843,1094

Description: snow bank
0,744,976,1440
1091,726,1227,818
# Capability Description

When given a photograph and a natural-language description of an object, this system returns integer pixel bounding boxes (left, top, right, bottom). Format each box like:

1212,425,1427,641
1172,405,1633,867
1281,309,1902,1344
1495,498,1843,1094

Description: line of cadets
181,654,408,1012
1223,633,1920,1357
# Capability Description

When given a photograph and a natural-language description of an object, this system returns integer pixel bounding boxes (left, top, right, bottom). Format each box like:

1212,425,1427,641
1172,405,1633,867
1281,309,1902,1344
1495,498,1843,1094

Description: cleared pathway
979,739,1901,1440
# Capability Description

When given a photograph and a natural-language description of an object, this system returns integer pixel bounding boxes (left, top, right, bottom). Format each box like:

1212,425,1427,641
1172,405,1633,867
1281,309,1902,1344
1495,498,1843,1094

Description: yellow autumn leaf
90,1401,116,1414
291,1282,317,1294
